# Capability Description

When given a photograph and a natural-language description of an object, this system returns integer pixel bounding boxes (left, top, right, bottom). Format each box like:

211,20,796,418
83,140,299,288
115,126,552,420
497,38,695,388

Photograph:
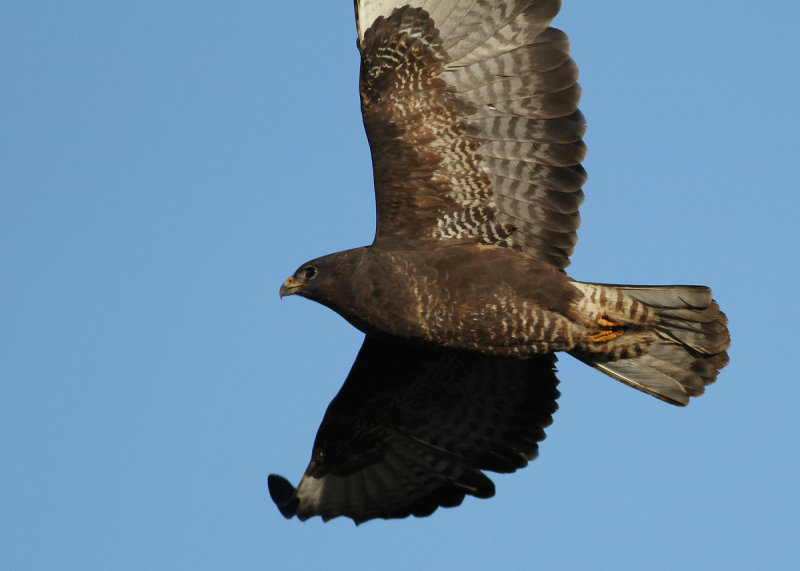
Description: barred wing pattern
268,336,559,524
359,0,586,268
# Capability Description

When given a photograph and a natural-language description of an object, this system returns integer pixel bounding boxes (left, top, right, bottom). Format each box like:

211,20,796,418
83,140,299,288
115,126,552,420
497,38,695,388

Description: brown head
280,247,370,314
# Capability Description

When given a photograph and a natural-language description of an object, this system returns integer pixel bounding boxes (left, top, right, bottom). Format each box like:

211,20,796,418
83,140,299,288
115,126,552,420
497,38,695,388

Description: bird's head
279,262,319,299
280,248,369,305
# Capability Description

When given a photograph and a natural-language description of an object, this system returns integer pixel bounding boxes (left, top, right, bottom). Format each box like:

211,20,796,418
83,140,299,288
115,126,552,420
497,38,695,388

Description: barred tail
569,284,730,406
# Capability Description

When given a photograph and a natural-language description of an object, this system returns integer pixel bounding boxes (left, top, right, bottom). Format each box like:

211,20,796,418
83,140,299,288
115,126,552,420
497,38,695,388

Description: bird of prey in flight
270,0,730,524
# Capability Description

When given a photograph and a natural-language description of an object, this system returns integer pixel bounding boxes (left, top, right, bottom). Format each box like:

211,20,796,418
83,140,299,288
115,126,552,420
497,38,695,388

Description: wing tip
268,473,299,519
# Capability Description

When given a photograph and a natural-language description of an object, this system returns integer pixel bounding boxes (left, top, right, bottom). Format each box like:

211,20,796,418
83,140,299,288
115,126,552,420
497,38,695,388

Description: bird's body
291,244,580,356
270,0,730,524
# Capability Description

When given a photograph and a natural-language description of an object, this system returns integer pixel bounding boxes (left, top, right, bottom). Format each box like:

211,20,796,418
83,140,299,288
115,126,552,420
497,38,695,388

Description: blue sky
2,1,798,569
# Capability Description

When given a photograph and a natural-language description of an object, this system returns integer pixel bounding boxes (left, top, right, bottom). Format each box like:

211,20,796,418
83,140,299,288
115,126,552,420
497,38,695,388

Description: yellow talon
586,317,626,343
586,329,625,343
597,317,625,328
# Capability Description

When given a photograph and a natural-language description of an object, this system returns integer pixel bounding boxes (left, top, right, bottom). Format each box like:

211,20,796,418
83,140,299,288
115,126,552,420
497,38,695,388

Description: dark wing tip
267,474,299,519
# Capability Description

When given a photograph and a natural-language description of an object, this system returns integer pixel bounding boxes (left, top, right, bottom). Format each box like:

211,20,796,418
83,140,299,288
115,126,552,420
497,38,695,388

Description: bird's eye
303,266,317,280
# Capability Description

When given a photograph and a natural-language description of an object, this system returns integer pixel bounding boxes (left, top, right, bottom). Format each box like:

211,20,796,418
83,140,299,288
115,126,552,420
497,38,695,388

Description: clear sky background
3,1,799,569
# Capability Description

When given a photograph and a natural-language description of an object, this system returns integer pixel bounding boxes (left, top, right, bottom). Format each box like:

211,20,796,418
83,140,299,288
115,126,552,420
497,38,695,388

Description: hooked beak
279,276,305,298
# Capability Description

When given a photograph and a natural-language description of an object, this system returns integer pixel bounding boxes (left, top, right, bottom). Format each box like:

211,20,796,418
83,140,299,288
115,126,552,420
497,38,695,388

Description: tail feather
570,283,730,406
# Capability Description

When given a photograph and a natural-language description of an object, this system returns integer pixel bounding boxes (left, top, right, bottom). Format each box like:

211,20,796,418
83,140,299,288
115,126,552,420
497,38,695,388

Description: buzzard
270,0,729,524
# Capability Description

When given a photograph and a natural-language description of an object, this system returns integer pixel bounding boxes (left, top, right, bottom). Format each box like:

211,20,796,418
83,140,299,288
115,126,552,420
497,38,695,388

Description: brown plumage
270,0,730,524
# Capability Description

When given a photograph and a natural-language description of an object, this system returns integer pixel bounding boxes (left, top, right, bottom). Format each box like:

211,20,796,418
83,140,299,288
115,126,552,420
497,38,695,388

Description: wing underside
358,0,586,268
269,335,559,523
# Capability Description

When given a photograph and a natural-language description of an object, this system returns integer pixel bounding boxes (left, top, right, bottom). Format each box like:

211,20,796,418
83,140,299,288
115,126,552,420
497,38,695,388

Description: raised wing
268,335,559,524
357,0,586,268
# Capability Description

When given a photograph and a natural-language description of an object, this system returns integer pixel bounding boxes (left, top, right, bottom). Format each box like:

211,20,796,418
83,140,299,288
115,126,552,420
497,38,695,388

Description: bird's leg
585,317,626,343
